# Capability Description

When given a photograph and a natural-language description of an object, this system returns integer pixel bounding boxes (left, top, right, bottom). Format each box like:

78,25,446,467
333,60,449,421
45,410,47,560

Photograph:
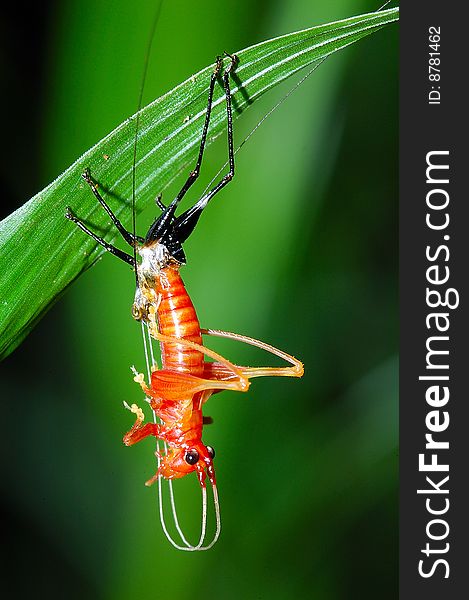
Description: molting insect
65,53,304,550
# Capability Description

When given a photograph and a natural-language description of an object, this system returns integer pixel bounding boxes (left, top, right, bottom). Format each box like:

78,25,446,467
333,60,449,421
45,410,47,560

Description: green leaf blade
0,7,398,359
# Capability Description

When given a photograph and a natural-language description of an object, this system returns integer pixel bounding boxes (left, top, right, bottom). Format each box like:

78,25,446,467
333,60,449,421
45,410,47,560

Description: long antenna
131,0,165,283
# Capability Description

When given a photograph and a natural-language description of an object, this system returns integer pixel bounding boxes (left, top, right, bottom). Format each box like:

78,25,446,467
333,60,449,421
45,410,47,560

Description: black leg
155,193,166,211
82,169,144,246
172,54,238,243
172,56,225,203
145,55,228,242
194,63,236,199
65,207,135,266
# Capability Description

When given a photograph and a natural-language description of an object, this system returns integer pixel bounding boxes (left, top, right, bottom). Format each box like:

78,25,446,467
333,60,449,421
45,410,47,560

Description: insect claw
214,55,223,75
81,167,92,182
223,51,238,74
65,206,75,219
124,402,145,422
134,373,145,385
130,365,144,383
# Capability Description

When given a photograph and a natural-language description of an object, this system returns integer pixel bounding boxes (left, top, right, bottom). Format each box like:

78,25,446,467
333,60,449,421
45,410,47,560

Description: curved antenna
141,321,220,551
142,323,192,548
167,478,197,546
141,322,193,549
157,477,221,551
131,0,165,282
202,484,222,550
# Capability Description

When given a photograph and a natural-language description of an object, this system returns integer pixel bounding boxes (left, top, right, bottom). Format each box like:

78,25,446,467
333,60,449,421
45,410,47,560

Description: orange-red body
153,266,208,475
157,265,203,376
124,239,303,490
124,263,219,486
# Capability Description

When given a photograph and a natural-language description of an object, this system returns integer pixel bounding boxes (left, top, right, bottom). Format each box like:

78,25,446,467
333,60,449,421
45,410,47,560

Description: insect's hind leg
138,315,250,396
201,328,304,379
170,53,238,244
145,56,230,242
172,56,226,204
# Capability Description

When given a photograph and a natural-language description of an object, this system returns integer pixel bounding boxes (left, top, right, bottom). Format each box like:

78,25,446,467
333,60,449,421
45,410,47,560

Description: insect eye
206,445,215,459
184,450,199,465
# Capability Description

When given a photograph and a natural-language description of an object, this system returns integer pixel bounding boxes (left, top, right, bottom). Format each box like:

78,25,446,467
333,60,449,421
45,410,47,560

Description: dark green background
1,1,398,598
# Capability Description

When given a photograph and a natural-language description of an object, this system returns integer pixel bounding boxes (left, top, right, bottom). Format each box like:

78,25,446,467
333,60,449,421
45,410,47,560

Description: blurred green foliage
1,1,398,599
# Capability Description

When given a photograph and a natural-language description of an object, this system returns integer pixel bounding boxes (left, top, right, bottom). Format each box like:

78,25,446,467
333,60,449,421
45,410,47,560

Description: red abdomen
156,266,203,376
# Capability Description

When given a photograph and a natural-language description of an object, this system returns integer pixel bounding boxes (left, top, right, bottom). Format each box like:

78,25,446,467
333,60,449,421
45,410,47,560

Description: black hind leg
172,53,238,244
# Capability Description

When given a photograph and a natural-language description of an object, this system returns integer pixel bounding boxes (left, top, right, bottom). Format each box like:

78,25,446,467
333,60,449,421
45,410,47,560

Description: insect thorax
131,241,179,322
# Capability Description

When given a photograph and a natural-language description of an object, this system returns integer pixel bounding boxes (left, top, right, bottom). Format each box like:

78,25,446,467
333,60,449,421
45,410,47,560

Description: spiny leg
146,55,229,241
172,54,238,243
201,328,304,379
132,354,250,402
65,166,143,266
151,327,248,391
173,56,226,203
81,168,143,246
65,207,135,266
137,312,250,395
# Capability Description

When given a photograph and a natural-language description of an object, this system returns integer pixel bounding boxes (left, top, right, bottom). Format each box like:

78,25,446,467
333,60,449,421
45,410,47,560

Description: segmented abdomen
156,265,203,376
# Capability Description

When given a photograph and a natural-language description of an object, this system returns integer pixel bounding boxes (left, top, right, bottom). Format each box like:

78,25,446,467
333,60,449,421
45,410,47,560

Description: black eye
184,449,199,465
206,445,215,459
